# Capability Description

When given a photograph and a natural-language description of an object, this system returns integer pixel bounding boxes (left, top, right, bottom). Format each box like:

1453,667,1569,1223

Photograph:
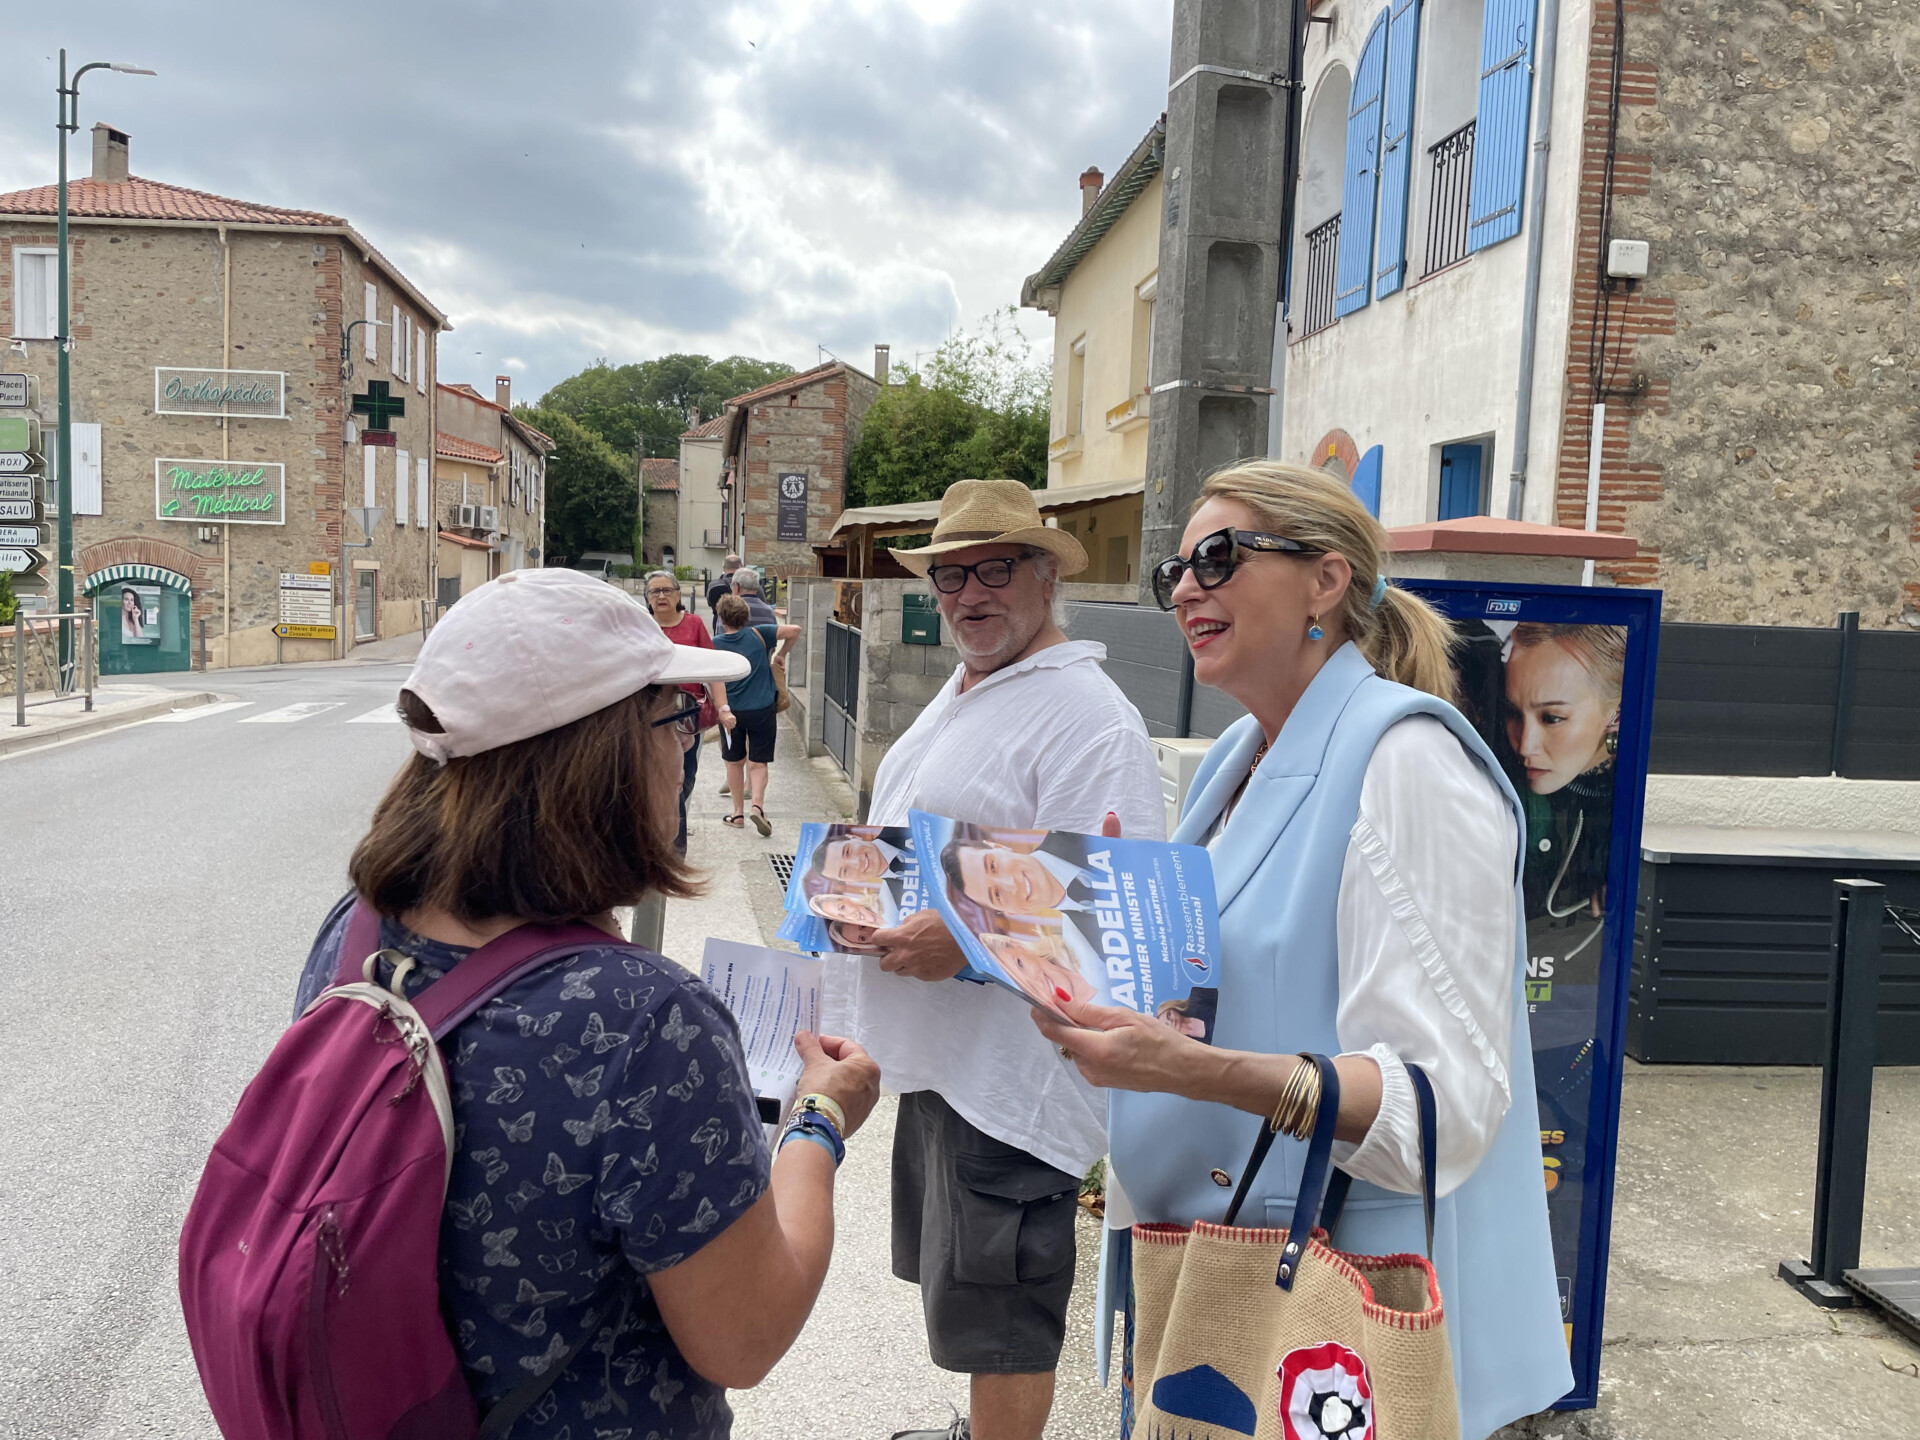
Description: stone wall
1566,0,1920,624
0,223,437,666
739,368,879,580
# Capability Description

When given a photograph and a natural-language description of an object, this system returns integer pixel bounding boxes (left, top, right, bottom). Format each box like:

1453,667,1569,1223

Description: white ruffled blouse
1216,713,1520,1199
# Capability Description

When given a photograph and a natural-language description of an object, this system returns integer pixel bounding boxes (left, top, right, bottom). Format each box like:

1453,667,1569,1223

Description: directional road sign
274,623,337,640
0,374,36,408
0,500,37,522
0,414,40,455
0,477,35,501
0,547,44,577
0,453,38,474
0,525,40,546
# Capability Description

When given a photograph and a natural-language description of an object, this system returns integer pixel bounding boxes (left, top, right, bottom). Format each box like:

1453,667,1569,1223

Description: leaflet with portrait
907,808,1222,1034
776,822,931,955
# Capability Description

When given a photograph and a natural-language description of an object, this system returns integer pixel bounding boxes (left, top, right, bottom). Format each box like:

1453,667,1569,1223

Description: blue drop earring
1307,614,1324,641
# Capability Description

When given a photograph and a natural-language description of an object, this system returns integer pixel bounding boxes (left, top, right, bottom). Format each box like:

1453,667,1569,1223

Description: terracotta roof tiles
640,458,680,492
0,175,343,226
435,433,505,466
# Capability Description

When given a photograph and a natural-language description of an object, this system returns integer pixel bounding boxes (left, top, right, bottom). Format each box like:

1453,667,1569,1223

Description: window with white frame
1066,336,1087,437
1131,274,1157,398
363,282,379,360
11,249,59,338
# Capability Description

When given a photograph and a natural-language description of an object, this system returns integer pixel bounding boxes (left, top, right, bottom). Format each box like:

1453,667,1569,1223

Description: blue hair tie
1370,573,1389,609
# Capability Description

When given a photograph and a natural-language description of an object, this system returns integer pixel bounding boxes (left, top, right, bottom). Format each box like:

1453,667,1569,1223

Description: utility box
901,592,941,646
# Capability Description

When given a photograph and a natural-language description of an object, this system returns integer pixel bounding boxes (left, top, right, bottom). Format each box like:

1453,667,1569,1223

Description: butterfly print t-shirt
295,898,772,1440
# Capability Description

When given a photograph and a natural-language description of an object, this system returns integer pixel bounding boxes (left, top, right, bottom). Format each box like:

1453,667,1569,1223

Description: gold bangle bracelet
1268,1055,1314,1136
1285,1060,1324,1141
794,1093,848,1134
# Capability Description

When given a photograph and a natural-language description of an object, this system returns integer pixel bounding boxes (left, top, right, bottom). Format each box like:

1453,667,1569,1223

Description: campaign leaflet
906,809,1221,1033
778,822,929,956
699,938,822,1128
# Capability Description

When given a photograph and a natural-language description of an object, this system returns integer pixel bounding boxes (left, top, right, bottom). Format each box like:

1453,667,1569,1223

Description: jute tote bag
1128,1056,1457,1440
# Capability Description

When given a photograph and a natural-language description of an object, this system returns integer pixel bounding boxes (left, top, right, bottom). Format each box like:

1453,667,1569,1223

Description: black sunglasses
1150,527,1321,610
927,554,1029,595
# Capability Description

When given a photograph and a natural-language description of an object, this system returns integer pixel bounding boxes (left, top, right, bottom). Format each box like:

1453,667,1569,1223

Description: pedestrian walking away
178,568,881,1440
731,569,780,627
646,569,735,852
822,478,1165,1440
707,553,742,620
712,592,797,837
1032,463,1572,1439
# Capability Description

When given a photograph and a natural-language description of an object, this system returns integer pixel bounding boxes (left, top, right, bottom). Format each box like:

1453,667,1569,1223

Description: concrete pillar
1139,0,1301,600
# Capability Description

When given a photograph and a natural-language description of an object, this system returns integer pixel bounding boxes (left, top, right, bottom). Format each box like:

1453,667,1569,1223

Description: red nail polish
1055,986,1072,1003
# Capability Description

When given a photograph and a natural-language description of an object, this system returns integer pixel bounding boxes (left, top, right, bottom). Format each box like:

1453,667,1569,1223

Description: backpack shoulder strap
335,899,385,987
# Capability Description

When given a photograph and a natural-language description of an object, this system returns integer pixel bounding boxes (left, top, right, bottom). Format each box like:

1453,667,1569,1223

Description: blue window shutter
1351,444,1384,518
1374,0,1423,298
1467,0,1539,252
1333,12,1390,319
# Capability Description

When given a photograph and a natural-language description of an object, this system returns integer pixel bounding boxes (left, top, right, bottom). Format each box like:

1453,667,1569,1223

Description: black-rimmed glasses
652,698,703,735
927,554,1028,594
1150,527,1321,610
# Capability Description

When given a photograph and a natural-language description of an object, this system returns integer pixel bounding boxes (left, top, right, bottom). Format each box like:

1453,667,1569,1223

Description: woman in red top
646,570,733,850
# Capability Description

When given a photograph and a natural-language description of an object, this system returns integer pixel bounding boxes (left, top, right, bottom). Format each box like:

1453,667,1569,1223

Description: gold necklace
1249,739,1271,774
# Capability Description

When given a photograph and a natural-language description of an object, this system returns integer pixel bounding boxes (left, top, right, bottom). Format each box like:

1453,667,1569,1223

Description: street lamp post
54,49,153,688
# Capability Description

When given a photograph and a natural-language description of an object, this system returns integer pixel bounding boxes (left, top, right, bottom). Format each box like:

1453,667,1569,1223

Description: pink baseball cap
401,568,748,762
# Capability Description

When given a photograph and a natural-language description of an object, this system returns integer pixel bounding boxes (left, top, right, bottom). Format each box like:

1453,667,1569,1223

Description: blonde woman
1035,463,1572,1438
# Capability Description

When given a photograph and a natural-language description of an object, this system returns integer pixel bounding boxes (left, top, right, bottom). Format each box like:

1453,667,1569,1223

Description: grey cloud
3,1,1174,397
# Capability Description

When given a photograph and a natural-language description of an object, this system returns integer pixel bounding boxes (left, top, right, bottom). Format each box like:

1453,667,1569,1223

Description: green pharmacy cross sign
351,381,405,447
154,459,286,526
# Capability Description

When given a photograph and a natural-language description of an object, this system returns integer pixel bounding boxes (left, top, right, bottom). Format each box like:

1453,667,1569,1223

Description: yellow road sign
274,623,337,640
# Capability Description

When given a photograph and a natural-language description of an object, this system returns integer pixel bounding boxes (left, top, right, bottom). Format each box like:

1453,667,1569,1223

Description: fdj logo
1486,598,1522,615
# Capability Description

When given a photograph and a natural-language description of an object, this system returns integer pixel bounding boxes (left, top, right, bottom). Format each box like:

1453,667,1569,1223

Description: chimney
873,343,890,384
495,375,512,410
91,124,130,184
1079,166,1104,216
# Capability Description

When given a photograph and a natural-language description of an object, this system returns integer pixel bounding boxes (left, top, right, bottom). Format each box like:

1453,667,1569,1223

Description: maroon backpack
179,902,631,1439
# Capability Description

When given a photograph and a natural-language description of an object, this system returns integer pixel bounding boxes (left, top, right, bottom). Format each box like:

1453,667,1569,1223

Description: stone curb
0,690,221,758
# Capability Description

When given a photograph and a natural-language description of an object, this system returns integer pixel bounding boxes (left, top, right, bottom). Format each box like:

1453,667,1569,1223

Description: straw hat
892,478,1088,577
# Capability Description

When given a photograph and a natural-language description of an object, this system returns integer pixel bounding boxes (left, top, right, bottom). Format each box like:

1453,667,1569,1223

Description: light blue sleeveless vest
1109,643,1572,1439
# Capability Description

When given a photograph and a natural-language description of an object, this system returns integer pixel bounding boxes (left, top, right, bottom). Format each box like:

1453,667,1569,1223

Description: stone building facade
433,377,550,604
719,360,878,582
638,457,679,567
1563,0,1919,623
0,125,445,670
1275,0,1917,626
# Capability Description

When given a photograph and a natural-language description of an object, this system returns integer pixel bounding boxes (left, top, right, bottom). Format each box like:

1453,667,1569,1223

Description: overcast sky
2,1,1175,401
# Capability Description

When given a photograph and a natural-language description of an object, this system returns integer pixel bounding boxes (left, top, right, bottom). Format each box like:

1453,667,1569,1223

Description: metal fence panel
1849,629,1920,781
1649,623,1842,777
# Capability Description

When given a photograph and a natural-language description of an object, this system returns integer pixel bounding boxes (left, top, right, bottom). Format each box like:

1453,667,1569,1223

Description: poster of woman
120,584,159,645
1402,579,1660,1409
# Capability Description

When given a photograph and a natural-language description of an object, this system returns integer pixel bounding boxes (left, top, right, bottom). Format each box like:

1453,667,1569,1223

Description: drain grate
767,853,796,888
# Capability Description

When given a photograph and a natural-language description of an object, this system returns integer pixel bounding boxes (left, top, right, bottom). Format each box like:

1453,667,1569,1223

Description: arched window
1292,64,1351,337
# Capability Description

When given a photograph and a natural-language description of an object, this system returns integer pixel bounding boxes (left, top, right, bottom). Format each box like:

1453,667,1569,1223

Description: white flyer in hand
699,938,823,1112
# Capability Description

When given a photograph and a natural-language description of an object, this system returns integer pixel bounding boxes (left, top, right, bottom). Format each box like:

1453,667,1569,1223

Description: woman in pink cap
290,569,881,1438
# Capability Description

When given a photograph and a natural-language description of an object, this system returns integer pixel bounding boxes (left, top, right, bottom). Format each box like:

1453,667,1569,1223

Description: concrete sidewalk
662,715,1920,1440
0,682,219,758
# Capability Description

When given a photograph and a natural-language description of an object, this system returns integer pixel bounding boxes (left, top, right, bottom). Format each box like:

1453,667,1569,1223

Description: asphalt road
1,662,420,1440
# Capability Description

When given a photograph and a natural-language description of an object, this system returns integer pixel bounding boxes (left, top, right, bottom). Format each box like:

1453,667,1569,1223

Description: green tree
537,353,795,461
518,406,635,562
847,308,1050,508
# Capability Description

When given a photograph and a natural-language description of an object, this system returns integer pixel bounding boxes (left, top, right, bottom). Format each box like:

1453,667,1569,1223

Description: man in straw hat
826,479,1163,1440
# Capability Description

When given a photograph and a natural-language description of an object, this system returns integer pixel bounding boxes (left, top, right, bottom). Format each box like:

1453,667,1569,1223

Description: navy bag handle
1221,1055,1439,1291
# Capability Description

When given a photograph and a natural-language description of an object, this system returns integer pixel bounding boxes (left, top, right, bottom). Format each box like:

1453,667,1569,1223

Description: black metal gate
823,618,860,777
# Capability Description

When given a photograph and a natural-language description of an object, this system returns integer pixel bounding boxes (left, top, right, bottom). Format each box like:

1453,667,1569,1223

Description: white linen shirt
822,639,1165,1177
1262,714,1519,1198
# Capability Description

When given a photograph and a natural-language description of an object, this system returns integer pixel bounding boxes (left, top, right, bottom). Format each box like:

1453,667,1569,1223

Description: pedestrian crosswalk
144,696,412,732
240,702,347,725
152,700,255,723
